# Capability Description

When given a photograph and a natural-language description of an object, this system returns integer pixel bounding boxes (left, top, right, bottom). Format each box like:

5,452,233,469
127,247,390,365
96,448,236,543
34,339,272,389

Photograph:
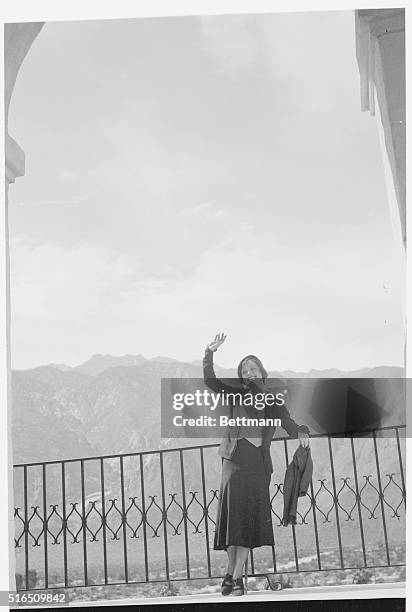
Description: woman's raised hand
207,332,227,352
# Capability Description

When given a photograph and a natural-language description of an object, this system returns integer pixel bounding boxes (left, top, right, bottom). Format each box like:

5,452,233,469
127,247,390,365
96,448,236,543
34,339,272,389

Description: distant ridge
74,353,147,376
48,363,73,372
23,353,404,379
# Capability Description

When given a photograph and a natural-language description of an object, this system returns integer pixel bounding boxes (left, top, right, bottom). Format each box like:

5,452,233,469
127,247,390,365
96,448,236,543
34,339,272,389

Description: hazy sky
8,11,404,371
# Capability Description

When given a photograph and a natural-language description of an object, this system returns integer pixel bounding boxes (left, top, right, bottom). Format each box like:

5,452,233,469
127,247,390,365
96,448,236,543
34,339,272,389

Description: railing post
61,462,68,587
179,449,191,579
283,439,299,572
327,436,344,569
159,452,170,581
395,427,406,504
99,458,108,585
80,460,88,586
23,465,29,590
372,431,390,566
119,456,129,583
309,477,321,571
199,447,211,578
349,436,367,568
42,464,48,589
139,455,149,582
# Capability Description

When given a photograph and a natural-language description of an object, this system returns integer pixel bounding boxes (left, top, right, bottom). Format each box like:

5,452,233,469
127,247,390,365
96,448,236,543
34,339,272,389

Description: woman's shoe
221,573,233,596
232,577,245,596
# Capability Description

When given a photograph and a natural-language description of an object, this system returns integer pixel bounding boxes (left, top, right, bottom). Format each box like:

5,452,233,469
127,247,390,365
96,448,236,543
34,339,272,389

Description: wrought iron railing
13,425,406,591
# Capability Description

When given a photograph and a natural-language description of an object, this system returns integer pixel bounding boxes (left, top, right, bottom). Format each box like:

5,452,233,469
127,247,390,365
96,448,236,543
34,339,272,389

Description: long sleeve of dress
202,347,239,394
278,403,310,438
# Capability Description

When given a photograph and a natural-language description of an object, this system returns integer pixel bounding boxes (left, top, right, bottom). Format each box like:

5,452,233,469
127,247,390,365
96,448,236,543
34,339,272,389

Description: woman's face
241,359,263,382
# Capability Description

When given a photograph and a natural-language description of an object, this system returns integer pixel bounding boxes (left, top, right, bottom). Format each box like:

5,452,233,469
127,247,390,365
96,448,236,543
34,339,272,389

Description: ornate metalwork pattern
14,426,405,591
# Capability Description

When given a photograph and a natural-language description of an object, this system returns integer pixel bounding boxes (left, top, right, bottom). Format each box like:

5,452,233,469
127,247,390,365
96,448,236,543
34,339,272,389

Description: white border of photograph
1,0,409,606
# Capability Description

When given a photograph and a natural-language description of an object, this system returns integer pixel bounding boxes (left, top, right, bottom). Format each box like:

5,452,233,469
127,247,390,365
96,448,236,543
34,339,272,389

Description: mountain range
46,352,404,379
12,353,404,465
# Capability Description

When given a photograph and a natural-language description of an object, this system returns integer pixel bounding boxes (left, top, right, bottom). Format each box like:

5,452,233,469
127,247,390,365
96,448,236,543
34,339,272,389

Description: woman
203,332,310,596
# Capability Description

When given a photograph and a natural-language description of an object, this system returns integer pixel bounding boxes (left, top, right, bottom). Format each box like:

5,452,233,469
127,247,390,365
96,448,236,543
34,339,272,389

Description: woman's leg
226,545,236,575
232,545,249,579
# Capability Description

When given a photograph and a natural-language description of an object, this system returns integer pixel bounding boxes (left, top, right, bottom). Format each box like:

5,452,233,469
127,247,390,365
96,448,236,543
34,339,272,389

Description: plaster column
4,21,44,590
355,9,406,250
355,8,406,370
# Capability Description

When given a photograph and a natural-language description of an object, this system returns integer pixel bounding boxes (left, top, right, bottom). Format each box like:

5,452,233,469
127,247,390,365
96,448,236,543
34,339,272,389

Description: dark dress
214,437,274,550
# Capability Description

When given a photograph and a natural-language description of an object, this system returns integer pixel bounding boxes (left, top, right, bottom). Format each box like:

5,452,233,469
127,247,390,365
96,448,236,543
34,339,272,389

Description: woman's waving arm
276,401,310,446
203,333,238,394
